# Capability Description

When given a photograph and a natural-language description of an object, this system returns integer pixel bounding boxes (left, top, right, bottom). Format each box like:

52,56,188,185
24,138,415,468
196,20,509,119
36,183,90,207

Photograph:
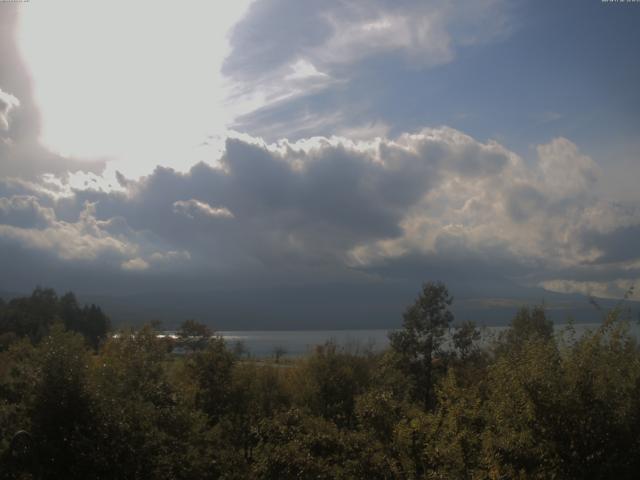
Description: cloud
0,87,19,131
121,257,150,272
0,195,55,229
149,250,191,264
0,195,191,285
223,0,514,139
541,279,639,301
0,202,134,263
537,137,600,198
2,1,638,326
173,199,234,219
1,127,638,302
225,0,511,79
316,9,454,68
0,140,106,181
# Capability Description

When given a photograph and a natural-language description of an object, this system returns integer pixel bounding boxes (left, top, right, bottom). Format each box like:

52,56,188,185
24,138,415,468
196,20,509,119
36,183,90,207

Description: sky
1,0,639,327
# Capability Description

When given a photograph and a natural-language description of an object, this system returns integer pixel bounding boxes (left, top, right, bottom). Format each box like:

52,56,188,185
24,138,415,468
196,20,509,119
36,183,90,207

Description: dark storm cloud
580,223,640,265
68,134,443,274
2,126,638,303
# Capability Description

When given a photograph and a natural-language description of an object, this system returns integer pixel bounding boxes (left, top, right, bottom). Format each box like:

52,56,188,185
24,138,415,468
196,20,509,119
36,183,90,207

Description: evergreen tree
389,281,454,410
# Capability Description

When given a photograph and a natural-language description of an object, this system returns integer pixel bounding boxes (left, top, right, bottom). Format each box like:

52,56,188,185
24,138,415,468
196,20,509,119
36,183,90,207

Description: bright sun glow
18,0,253,178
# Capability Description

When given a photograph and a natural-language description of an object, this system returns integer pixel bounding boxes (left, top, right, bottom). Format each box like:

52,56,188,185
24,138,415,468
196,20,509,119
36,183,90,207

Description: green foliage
30,325,97,478
552,318,640,478
211,363,291,474
252,408,396,480
178,319,212,338
389,281,454,409
177,319,213,352
497,305,554,352
0,339,38,478
429,369,486,479
291,342,371,427
483,332,563,477
252,409,344,479
184,337,236,424
0,288,109,349
90,325,212,479
1,282,640,479
452,320,481,360
482,308,640,479
356,388,404,443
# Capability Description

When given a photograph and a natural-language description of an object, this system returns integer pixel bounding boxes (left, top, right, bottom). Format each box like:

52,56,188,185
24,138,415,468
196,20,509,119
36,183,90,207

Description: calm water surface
217,322,640,358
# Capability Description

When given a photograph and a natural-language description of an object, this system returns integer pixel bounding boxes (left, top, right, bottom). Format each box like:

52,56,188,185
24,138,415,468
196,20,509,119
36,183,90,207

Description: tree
292,342,371,428
273,346,287,363
178,319,212,339
185,337,235,423
178,319,212,352
0,288,109,349
78,303,110,349
0,339,39,478
30,324,98,478
424,369,485,478
60,292,110,349
389,281,454,410
0,287,58,343
496,305,553,356
452,320,481,360
90,325,212,479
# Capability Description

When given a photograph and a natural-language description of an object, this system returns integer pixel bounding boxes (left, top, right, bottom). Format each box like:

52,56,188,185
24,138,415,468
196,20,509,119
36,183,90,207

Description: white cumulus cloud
172,199,234,219
121,257,150,271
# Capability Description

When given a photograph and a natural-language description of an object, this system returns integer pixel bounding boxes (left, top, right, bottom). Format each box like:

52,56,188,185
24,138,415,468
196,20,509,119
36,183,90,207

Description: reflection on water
212,322,640,358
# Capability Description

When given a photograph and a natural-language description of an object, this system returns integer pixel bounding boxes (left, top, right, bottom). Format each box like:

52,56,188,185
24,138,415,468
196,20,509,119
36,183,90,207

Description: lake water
218,322,640,358
220,329,390,357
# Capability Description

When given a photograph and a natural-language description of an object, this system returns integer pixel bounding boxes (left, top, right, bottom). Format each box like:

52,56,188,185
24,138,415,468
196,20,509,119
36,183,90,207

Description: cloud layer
2,1,640,324
223,0,513,140
1,127,638,301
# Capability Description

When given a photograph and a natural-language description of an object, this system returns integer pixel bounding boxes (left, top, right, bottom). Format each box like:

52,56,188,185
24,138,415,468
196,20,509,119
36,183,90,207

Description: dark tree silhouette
389,281,454,410
0,288,109,349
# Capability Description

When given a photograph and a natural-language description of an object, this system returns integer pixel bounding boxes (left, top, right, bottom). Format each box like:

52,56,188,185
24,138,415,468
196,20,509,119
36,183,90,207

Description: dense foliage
1,284,640,479
0,288,109,349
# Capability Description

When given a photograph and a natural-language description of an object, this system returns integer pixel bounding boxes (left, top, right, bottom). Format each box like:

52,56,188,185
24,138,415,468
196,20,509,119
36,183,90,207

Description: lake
217,322,640,358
